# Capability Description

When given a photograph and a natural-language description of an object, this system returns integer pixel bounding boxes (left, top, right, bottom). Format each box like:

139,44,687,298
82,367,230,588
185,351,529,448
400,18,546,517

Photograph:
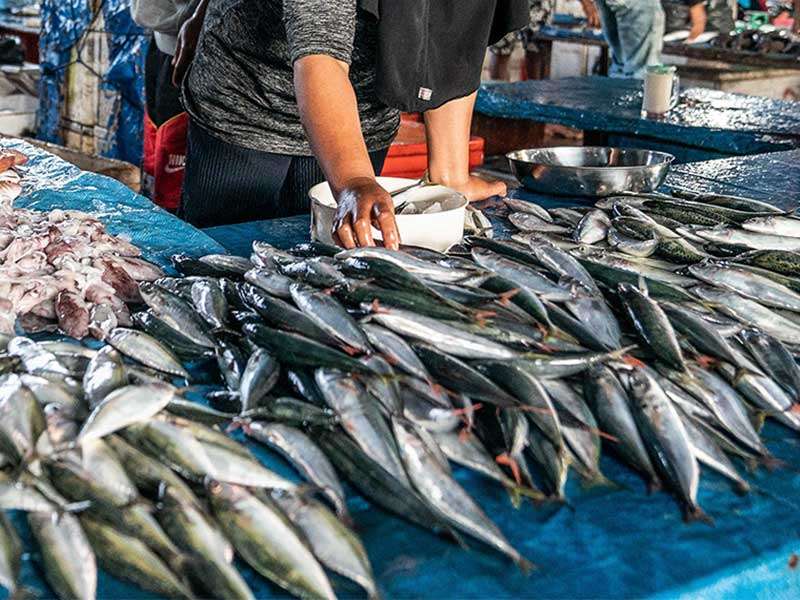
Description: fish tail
646,477,663,495
684,504,715,526
514,554,537,574
580,471,623,492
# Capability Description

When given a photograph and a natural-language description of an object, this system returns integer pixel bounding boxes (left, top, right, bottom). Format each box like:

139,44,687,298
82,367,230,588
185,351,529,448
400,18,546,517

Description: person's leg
594,0,625,77
180,121,291,228
613,0,665,78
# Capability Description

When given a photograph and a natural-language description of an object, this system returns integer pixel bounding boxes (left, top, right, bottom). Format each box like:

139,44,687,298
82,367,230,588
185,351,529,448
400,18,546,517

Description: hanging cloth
361,0,529,112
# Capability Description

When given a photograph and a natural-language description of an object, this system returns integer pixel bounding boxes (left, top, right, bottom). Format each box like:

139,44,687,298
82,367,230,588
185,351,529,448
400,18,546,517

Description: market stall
3,137,800,599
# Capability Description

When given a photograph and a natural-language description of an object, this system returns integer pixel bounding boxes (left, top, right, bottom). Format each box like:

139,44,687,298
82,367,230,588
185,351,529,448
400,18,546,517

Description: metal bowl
507,146,675,197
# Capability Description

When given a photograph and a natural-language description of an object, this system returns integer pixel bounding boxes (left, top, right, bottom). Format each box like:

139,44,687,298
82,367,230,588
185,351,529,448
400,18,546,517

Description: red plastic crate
381,116,485,179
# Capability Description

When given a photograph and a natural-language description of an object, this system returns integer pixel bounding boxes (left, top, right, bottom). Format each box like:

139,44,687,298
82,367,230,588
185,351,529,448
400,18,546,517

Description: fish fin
495,452,523,486
498,288,521,306
684,505,715,526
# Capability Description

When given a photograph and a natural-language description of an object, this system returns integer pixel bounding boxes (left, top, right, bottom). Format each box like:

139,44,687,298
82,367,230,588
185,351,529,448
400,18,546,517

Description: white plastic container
309,177,468,252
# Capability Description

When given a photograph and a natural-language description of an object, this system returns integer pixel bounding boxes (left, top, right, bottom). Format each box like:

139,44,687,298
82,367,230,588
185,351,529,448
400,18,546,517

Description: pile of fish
4,183,800,599
0,151,166,339
0,334,377,600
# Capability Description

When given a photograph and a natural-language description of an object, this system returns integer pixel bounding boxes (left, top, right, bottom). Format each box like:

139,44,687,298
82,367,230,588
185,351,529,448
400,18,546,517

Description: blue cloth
6,140,800,599
595,0,665,78
476,77,800,158
202,153,800,599
38,0,146,164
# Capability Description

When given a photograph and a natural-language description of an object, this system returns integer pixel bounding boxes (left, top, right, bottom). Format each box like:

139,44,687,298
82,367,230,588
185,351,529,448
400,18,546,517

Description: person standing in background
130,0,201,213
664,1,735,39
593,0,665,78
488,1,601,81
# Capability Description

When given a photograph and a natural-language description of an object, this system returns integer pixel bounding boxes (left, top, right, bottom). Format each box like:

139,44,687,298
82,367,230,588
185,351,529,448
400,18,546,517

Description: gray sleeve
283,0,357,64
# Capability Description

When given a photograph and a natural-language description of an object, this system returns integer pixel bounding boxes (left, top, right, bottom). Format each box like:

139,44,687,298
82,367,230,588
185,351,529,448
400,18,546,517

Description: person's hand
447,175,507,202
581,0,601,28
332,177,400,250
171,10,205,87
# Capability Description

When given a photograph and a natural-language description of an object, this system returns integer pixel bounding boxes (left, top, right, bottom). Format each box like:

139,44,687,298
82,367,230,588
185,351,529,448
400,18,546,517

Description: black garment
361,0,528,112
144,37,184,126
184,0,398,156
180,121,389,228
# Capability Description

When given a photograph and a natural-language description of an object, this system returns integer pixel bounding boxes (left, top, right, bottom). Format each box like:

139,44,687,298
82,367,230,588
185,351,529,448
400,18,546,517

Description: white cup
642,65,679,118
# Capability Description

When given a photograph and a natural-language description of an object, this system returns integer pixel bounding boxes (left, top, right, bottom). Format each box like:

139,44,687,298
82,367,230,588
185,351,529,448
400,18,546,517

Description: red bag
141,111,188,212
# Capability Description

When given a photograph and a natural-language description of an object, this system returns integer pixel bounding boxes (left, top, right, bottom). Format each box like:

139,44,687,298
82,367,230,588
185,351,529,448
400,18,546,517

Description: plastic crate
381,116,485,179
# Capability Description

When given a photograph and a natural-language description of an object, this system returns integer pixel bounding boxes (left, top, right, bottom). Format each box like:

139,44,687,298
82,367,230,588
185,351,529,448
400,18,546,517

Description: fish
0,513,21,597
510,212,570,234
244,421,349,519
138,282,216,348
362,323,432,381
207,481,336,600
290,283,371,354
691,286,800,344
625,368,708,522
336,247,483,284
392,416,532,570
688,262,800,312
738,328,800,401
79,515,192,600
585,367,660,489
106,328,189,378
77,383,175,444
316,369,409,486
273,491,377,598
573,209,611,244
618,282,685,370
414,343,518,406
742,215,800,238
366,307,518,360
29,511,97,600
82,345,126,408
503,198,553,221
190,278,230,330
694,227,800,251
238,348,280,412
471,248,572,301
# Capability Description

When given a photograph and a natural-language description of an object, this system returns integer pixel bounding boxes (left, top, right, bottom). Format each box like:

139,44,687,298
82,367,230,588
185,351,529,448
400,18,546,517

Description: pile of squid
0,150,166,339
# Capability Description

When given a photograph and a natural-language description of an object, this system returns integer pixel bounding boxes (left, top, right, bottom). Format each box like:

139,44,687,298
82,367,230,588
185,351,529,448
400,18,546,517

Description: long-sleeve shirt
183,0,400,156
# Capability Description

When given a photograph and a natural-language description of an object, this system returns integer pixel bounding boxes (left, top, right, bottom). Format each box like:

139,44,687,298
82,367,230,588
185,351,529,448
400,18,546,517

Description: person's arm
424,93,506,201
687,1,708,41
171,0,210,86
294,56,399,249
579,0,601,28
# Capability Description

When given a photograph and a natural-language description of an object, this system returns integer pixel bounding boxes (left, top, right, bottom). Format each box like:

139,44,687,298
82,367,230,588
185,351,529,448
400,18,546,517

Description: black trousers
144,38,184,126
180,121,389,228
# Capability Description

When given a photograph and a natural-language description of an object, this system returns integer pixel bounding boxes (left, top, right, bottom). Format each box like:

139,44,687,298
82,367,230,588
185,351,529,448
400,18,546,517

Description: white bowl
309,177,468,252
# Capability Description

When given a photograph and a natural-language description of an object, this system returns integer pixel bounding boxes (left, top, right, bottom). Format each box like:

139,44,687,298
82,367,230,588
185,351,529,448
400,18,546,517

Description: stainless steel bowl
507,146,675,197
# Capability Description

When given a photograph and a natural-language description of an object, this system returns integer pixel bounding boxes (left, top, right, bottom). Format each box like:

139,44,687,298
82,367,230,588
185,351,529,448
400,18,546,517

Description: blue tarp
4,139,800,599
38,0,146,165
202,152,800,599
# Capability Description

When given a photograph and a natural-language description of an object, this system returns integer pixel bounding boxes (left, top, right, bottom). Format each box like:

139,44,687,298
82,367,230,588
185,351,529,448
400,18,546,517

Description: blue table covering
475,77,800,160
5,140,800,599
203,150,800,599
